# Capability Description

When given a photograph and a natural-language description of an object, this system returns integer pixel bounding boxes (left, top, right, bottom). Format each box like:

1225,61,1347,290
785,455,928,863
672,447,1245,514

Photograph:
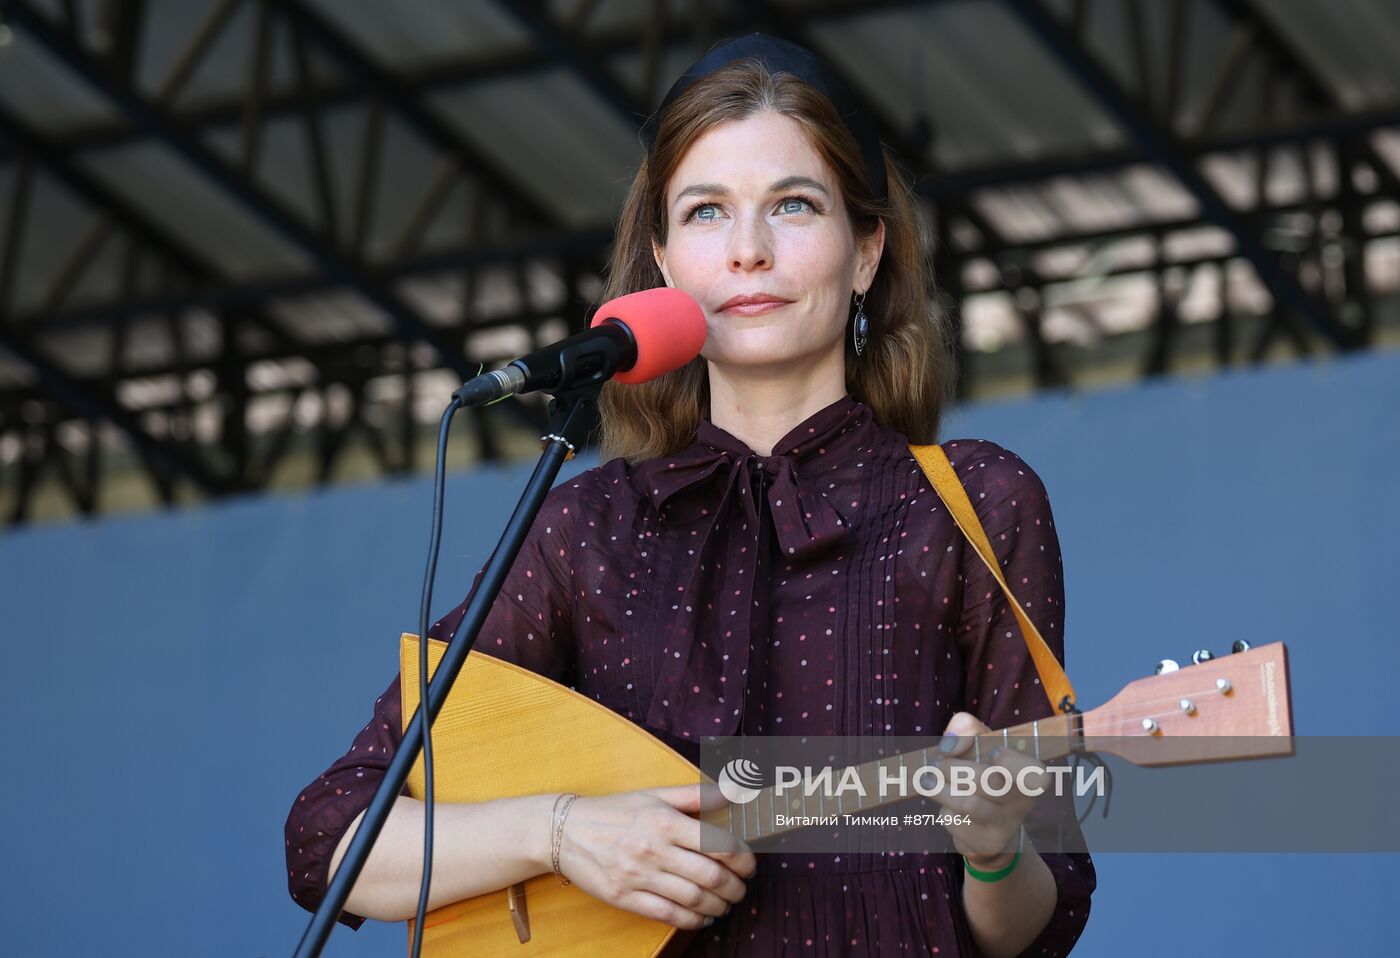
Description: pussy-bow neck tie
634,397,871,738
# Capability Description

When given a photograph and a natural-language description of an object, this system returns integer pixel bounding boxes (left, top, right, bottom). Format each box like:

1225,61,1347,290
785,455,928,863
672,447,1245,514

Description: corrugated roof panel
1365,236,1400,293
429,67,641,228
201,103,495,265
971,186,1067,243
1032,245,1089,278
5,0,1398,449
0,20,121,129
1199,152,1259,210
135,0,273,105
1037,176,1144,234
303,0,532,68
608,45,702,118
271,290,392,343
1178,263,1224,322
558,0,657,34
807,0,1125,171
960,291,1021,350
0,352,35,388
1117,166,1199,221
1369,130,1400,181
1163,226,1233,263
77,142,309,278
3,169,105,317
204,114,328,242
1256,0,1400,110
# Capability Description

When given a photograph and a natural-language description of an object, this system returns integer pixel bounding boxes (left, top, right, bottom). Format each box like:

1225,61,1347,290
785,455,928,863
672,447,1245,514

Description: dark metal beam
47,0,930,153
0,102,301,351
97,0,146,83
0,102,304,491
239,0,272,174
0,333,222,494
10,216,1400,427
916,101,1400,199
289,12,339,245
1211,0,1400,200
22,226,615,333
37,48,1400,203
0,154,34,315
1003,0,1354,350
7,0,474,378
24,167,1396,340
277,0,561,226
499,1,647,124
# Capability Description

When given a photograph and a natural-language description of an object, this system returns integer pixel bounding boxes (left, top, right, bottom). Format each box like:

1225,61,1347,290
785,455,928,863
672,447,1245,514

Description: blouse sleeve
949,440,1096,958
283,482,580,928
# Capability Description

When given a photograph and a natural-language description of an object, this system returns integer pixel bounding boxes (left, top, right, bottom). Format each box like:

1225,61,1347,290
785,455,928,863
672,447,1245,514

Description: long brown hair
597,60,957,463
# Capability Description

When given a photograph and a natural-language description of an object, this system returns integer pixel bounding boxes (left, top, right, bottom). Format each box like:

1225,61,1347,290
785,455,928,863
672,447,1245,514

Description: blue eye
684,202,723,223
778,197,814,215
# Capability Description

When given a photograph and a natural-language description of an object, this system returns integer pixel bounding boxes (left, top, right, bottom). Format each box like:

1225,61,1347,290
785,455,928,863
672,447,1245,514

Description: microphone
453,287,706,406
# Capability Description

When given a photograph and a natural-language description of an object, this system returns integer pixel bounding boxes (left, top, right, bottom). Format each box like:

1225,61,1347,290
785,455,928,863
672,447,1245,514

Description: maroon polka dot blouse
286,395,1095,955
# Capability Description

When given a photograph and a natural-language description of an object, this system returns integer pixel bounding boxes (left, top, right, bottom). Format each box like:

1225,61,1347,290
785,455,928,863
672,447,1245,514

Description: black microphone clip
453,320,636,407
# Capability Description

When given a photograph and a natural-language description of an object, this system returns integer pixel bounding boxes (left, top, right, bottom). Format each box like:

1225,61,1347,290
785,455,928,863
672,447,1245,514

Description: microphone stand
293,384,600,957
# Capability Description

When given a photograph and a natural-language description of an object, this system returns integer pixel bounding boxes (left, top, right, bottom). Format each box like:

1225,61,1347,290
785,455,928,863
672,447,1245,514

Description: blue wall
2,349,1396,957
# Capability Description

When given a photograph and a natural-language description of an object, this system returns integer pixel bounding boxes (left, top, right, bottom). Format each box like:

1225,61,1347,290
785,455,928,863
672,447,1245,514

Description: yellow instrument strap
909,443,1078,714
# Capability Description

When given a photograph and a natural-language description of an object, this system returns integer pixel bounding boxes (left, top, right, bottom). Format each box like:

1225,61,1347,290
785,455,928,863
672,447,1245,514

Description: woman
286,34,1094,957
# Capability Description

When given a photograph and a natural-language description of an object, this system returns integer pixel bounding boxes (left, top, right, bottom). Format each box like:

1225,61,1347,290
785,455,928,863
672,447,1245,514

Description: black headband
638,33,888,202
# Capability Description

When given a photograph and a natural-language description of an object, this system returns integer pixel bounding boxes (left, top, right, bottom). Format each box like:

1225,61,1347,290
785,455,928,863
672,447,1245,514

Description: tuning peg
1231,639,1252,654
1155,658,1180,675
1192,649,1215,665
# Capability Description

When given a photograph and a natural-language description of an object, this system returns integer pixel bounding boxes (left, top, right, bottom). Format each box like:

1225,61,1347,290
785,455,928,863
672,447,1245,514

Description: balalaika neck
698,712,1083,841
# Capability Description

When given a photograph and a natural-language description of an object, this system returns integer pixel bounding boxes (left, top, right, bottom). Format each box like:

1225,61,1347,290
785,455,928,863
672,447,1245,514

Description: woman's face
654,111,883,376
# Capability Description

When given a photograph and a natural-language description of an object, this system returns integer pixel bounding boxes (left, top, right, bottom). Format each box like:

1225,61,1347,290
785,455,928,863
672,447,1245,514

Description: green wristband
963,850,1021,883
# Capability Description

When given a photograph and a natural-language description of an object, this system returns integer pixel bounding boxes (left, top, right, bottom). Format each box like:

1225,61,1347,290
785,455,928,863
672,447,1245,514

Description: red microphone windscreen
590,287,707,384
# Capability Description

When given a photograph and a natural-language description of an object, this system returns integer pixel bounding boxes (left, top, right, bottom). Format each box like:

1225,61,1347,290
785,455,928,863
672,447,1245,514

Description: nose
728,212,772,272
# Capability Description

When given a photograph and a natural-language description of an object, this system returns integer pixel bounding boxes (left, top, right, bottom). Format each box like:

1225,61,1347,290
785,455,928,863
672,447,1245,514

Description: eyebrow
672,175,832,207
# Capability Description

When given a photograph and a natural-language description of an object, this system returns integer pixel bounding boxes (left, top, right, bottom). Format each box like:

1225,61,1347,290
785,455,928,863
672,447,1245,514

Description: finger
926,796,1019,857
660,844,750,904
930,787,996,821
716,845,758,880
644,865,734,918
932,755,997,801
692,834,757,882
648,782,723,814
937,753,1041,807
985,745,1043,776
617,888,710,931
669,813,756,867
941,711,991,738
990,750,1048,794
937,712,992,759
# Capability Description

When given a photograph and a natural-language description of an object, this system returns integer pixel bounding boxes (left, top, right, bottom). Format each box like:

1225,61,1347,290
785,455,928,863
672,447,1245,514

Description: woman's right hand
555,783,756,930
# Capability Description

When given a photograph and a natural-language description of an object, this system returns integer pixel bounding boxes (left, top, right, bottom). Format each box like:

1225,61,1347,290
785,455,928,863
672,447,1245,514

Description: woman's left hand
933,711,1044,869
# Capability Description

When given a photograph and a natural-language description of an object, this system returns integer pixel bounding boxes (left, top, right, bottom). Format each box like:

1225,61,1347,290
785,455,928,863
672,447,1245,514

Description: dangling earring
851,291,869,357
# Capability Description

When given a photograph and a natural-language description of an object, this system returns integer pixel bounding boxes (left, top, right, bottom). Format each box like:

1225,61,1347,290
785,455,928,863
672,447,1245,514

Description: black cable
294,382,586,958
1071,751,1113,825
409,399,460,958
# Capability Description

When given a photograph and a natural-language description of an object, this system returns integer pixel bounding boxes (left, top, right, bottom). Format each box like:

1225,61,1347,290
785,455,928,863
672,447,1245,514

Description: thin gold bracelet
551,793,579,885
